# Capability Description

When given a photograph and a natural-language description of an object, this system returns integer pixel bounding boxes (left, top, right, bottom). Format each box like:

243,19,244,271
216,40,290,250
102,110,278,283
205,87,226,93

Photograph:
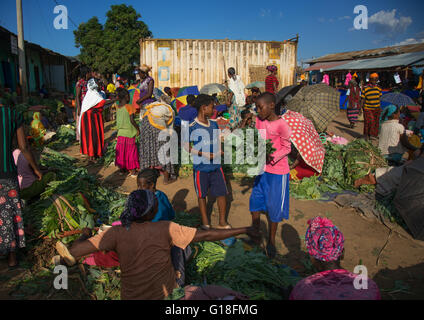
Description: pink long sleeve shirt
256,117,292,175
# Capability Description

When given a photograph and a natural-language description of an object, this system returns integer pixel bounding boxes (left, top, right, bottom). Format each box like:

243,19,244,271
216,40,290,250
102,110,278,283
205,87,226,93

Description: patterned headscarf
305,217,344,262
267,65,278,73
380,104,398,123
120,190,158,229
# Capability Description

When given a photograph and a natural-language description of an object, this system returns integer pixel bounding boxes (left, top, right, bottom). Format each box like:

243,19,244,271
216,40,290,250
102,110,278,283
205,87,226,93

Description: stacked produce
185,240,300,300
290,139,387,200
24,148,126,244
46,124,76,150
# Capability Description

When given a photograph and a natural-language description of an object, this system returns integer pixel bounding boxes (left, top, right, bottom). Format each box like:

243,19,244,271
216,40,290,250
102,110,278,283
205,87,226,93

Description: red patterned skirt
363,108,381,137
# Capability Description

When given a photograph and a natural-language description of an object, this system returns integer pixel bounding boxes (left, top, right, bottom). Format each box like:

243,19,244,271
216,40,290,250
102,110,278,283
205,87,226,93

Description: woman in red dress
79,79,105,163
265,65,279,94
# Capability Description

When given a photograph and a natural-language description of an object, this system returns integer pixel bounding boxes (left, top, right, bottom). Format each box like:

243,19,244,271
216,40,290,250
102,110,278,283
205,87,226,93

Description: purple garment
138,76,156,106
178,105,198,123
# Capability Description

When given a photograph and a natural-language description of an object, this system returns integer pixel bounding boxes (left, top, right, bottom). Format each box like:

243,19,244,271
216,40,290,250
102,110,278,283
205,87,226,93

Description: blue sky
1,0,423,65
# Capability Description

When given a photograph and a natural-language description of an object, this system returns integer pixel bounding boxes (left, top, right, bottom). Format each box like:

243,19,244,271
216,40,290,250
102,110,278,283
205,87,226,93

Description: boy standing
249,92,292,258
183,94,229,230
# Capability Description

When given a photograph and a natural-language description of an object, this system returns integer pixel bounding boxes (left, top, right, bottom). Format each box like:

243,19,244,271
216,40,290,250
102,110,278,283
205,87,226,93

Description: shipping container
139,38,298,90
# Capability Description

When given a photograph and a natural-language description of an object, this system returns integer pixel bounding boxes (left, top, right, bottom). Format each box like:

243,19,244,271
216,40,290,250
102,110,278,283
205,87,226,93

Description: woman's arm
130,113,140,135
290,154,301,170
16,126,42,180
227,92,234,107
192,226,258,243
75,85,81,115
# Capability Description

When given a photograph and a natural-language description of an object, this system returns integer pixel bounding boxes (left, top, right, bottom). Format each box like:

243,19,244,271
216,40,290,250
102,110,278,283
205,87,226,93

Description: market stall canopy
325,51,424,71
200,83,227,95
394,157,424,240
304,61,351,72
281,110,325,173
285,84,340,133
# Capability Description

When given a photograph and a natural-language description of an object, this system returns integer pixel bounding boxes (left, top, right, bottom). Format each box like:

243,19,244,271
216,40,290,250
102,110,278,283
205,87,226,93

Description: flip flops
200,225,211,230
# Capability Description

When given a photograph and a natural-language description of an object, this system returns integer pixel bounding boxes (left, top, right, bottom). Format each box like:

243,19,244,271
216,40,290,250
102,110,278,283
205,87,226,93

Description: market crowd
1,62,423,300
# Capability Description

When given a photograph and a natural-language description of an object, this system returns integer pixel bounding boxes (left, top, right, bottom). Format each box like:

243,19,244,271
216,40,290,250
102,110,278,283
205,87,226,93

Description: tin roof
325,51,424,71
304,61,352,71
307,43,424,64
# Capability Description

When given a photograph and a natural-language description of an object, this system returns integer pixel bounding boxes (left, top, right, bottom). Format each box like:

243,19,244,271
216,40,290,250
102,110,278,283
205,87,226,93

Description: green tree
74,4,152,76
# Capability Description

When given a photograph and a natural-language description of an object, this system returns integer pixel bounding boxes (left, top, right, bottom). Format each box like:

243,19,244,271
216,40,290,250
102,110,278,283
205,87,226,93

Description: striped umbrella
381,92,416,107
175,86,200,111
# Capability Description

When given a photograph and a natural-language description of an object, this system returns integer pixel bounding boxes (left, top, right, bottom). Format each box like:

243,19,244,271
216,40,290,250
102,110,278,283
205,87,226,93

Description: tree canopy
74,4,152,77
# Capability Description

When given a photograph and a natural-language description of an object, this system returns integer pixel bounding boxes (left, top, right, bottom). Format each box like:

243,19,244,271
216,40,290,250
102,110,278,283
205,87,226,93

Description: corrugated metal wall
140,39,298,90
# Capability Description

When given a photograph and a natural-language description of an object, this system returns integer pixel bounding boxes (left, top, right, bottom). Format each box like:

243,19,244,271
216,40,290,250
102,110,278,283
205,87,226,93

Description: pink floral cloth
290,269,381,300
305,217,344,262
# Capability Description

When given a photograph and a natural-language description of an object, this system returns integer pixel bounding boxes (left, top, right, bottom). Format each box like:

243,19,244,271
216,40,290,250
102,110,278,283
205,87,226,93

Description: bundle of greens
290,139,388,200
344,139,387,186
173,211,201,227
47,124,76,150
186,240,300,300
101,140,117,167
222,127,276,176
86,267,121,300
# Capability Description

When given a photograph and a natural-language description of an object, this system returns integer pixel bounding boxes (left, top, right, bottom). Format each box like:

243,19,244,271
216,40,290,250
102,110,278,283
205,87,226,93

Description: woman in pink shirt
249,92,292,258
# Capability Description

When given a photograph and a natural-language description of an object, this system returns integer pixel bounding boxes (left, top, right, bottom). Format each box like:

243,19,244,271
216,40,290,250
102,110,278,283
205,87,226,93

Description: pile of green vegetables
185,240,300,300
46,124,76,150
290,139,387,200
24,148,126,243
222,127,276,176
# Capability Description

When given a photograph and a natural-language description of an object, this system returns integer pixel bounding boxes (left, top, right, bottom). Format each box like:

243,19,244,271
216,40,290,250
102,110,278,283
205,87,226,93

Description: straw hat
140,64,152,73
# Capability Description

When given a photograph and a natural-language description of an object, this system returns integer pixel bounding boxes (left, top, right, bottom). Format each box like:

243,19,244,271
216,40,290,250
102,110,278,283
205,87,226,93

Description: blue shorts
249,172,290,223
193,168,228,199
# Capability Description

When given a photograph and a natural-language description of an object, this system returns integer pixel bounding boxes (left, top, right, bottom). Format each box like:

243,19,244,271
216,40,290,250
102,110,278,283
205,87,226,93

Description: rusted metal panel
141,39,298,89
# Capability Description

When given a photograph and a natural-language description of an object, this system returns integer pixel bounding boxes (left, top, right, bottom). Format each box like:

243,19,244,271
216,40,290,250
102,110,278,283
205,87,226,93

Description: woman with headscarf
79,78,106,163
53,189,258,300
136,64,156,116
343,75,361,128
290,217,381,300
378,105,418,165
265,65,279,94
139,99,177,184
0,102,42,267
29,112,46,147
226,67,246,128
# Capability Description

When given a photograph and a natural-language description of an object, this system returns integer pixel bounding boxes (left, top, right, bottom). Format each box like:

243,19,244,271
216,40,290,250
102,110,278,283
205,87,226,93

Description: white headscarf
78,78,104,135
228,75,246,107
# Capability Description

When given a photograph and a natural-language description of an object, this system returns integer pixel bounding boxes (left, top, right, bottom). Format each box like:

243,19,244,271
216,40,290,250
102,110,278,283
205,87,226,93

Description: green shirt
116,104,137,138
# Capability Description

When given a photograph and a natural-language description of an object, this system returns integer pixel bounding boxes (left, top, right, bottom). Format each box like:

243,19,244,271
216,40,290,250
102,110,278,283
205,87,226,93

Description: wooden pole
16,0,28,102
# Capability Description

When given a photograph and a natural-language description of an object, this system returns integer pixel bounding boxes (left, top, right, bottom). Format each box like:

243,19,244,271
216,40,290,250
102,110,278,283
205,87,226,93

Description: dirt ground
0,111,423,300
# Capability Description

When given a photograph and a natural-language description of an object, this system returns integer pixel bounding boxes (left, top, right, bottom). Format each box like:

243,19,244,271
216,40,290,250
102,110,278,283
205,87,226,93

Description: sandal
55,241,76,266
200,225,211,230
